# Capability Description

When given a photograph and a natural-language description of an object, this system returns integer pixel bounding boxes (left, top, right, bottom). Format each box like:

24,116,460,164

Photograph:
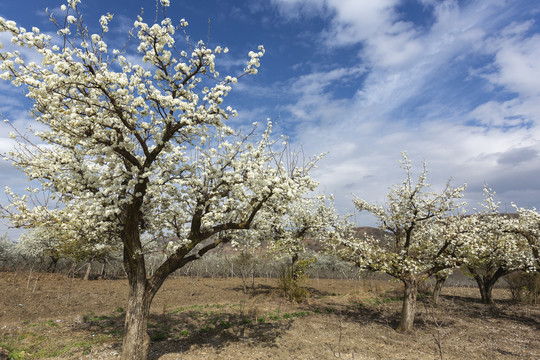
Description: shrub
505,271,540,304
277,258,314,303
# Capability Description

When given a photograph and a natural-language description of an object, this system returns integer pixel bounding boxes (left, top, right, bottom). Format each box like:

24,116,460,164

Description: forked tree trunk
432,274,448,306
474,275,494,305
117,185,246,359
397,278,418,332
469,266,508,305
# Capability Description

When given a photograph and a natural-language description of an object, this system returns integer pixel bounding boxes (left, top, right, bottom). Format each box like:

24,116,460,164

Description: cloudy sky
1,0,539,237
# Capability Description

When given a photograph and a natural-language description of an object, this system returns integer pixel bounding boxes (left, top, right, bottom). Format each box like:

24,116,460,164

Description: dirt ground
0,272,539,359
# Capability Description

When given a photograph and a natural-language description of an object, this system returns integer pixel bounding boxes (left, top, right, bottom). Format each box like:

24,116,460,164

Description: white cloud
486,34,540,98
469,99,536,127
268,0,540,222
469,16,540,128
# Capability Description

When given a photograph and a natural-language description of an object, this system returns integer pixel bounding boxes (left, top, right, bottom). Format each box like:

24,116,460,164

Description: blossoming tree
337,154,470,332
0,1,319,358
510,205,540,269
0,233,17,268
267,195,345,276
466,188,536,304
2,189,121,275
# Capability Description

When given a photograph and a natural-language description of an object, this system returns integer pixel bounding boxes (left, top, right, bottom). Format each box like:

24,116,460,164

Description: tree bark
397,278,418,333
120,200,153,360
432,274,447,306
47,256,59,273
121,278,153,360
99,262,106,279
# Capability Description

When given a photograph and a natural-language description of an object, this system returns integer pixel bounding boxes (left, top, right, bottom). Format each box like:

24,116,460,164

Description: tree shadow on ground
436,294,540,330
303,301,401,330
304,286,339,298
230,283,275,297
146,309,293,359
66,308,293,359
70,286,539,359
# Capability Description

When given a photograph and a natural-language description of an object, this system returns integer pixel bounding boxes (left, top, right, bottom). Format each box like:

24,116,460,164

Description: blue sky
1,0,540,238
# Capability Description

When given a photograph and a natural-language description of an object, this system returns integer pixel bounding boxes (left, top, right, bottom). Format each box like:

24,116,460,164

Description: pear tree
337,154,470,332
510,205,540,269
466,188,536,304
0,1,319,358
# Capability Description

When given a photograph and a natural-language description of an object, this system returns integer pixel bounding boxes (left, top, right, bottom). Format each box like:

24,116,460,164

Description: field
0,273,539,359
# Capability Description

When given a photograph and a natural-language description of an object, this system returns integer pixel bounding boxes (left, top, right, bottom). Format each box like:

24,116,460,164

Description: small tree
337,153,469,332
0,2,319,358
261,195,347,300
231,249,259,293
267,196,338,275
16,229,63,272
4,197,121,277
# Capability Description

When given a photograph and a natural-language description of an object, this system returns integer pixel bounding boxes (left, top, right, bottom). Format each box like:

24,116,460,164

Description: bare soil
0,272,539,359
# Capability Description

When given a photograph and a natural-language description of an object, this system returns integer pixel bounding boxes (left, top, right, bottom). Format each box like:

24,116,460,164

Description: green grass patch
0,320,117,359
150,331,168,342
219,321,232,329
324,306,337,313
292,311,310,317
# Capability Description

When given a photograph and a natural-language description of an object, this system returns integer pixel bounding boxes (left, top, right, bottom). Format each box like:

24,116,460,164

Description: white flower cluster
239,194,348,261
467,188,539,272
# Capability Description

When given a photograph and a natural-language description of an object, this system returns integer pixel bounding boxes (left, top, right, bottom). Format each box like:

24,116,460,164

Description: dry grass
0,273,539,359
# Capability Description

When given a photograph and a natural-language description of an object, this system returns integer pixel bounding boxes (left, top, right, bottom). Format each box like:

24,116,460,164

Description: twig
32,272,40,293
329,312,343,358
423,302,444,360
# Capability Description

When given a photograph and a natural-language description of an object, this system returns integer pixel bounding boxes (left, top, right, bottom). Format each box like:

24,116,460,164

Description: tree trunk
121,278,152,360
397,278,418,333
120,201,153,360
291,253,299,280
474,275,494,304
47,256,59,273
241,272,248,294
99,262,106,279
469,266,507,305
432,274,447,306
83,258,94,281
